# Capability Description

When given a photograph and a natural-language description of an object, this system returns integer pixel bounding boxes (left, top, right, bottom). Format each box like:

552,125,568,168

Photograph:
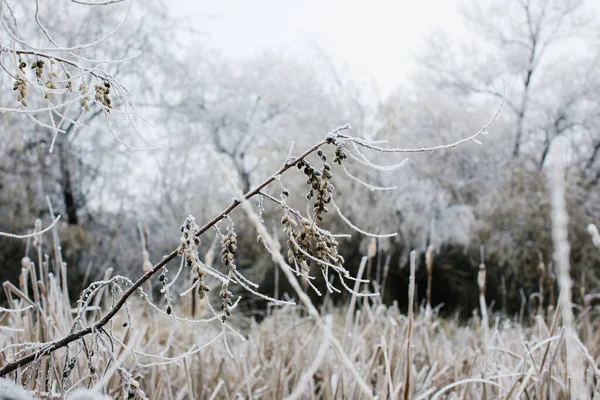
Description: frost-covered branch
0,112,502,377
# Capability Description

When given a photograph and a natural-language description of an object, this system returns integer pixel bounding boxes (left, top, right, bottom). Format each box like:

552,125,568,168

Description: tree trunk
57,139,79,225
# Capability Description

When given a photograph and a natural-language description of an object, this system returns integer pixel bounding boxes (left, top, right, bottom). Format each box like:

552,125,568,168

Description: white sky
170,1,463,98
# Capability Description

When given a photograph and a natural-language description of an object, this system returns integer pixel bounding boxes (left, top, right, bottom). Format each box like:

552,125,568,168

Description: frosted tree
419,0,599,162
0,0,174,225
400,0,600,307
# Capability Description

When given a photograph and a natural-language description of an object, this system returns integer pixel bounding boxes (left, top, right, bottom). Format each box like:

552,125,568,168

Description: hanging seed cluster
314,225,344,269
95,82,112,110
282,212,344,271
80,82,91,112
220,229,237,320
62,357,76,379
179,216,210,300
158,266,172,315
65,72,72,91
297,150,334,221
281,212,304,265
13,59,28,107
325,134,348,164
44,70,58,100
31,59,45,79
219,282,233,320
279,147,349,273
13,76,27,107
333,142,347,164
8,56,109,108
220,230,238,272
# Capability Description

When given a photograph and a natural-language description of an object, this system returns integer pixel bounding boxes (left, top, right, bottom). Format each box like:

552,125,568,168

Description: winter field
1,1,600,399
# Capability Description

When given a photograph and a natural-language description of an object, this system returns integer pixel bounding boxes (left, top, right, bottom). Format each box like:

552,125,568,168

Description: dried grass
2,248,599,399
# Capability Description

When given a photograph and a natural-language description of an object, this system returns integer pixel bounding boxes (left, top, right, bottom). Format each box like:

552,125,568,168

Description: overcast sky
171,1,463,98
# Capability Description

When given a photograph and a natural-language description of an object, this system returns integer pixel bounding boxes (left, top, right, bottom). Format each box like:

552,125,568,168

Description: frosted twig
348,143,410,171
232,269,260,289
321,268,339,294
179,278,201,297
231,273,295,306
0,305,33,313
199,262,230,284
338,273,378,298
285,140,295,164
341,162,398,191
337,92,503,154
0,326,25,332
165,257,185,290
104,113,148,151
16,0,133,53
331,198,397,238
114,329,225,368
0,216,60,239
0,93,88,113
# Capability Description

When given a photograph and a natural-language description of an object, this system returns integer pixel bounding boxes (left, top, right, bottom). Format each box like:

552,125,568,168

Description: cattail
549,156,585,397
537,253,545,316
477,264,486,302
364,238,377,291
425,245,434,318
588,223,600,250
380,254,391,299
139,224,152,274
142,250,152,274
404,250,416,400
546,265,556,324
33,219,42,248
501,275,507,315
478,245,488,343
367,238,377,259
